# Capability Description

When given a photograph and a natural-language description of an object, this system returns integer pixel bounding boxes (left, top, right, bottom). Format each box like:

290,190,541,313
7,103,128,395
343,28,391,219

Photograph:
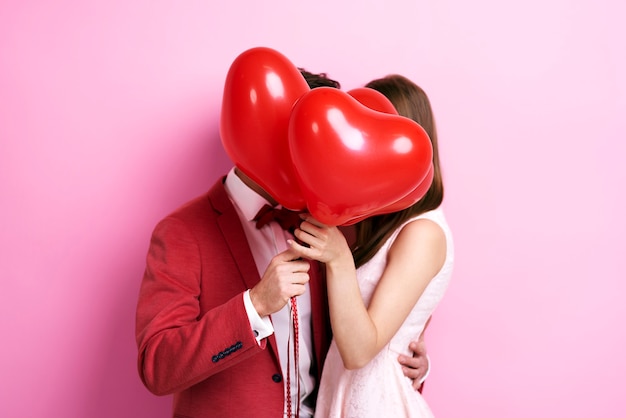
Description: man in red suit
136,71,430,418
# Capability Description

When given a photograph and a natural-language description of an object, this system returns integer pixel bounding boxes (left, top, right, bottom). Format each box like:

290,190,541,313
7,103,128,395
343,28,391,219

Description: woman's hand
288,214,352,266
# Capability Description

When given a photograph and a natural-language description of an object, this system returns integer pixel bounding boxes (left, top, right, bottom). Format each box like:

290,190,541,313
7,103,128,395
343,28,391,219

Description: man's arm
136,217,263,396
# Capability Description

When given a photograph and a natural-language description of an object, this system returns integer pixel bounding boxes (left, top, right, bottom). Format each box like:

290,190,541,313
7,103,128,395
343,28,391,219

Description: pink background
1,0,624,417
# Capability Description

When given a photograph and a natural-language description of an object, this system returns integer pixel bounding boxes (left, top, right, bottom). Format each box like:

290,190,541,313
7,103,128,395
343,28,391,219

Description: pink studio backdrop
1,1,624,417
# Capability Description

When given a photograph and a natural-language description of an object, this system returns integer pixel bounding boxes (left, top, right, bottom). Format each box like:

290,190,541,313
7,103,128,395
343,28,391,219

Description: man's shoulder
163,177,229,222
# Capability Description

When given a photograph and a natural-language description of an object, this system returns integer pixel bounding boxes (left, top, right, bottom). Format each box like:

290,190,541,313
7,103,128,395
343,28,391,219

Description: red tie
253,204,303,234
253,204,302,418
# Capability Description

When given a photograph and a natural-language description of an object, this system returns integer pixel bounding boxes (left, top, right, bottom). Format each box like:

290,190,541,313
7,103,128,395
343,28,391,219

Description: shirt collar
224,167,272,222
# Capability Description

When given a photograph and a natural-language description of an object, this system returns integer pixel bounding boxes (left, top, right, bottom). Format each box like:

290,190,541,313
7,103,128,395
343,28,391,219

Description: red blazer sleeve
136,214,264,396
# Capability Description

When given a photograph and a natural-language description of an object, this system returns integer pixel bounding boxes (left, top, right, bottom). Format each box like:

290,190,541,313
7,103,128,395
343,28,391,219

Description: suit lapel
209,177,261,290
208,177,280,358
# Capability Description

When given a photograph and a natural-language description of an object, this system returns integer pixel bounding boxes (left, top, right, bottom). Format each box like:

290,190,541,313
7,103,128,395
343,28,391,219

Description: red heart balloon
377,163,434,213
220,47,309,209
341,163,434,225
288,87,433,226
339,87,430,225
343,87,433,225
347,87,399,115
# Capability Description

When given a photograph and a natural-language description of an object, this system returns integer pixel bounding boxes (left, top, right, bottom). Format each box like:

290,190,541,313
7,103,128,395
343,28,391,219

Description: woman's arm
290,216,445,369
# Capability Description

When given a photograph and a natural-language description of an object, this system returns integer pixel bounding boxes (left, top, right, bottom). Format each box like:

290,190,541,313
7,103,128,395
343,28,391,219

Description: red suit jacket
136,177,331,417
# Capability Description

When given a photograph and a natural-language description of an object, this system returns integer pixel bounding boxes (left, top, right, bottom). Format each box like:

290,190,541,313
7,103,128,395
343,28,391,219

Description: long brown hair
352,75,444,268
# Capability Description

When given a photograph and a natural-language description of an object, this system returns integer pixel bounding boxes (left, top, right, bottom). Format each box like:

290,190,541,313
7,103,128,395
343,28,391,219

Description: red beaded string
286,296,300,418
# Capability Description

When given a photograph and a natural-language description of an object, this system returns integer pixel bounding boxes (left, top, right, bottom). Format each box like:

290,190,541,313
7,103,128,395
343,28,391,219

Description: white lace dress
314,209,454,418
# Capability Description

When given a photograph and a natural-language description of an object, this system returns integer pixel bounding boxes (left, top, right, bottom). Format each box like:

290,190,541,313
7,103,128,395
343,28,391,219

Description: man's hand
399,339,429,391
249,248,310,317
399,314,432,392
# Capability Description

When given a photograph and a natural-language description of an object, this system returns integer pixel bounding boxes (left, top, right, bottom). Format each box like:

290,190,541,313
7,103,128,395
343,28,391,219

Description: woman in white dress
289,75,454,418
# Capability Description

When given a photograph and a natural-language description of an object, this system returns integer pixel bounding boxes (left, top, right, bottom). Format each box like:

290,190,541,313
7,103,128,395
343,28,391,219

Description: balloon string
286,296,300,418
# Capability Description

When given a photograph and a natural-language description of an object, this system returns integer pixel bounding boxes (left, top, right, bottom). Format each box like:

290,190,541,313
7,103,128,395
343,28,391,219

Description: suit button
272,374,282,383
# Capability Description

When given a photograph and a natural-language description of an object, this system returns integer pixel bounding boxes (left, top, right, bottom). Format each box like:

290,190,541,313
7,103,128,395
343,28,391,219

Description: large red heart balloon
378,163,434,213
343,87,433,224
288,87,433,226
341,163,434,225
220,47,309,209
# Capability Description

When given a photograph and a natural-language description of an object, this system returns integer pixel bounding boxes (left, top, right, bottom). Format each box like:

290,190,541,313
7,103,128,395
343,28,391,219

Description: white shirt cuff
243,290,274,344
419,354,431,385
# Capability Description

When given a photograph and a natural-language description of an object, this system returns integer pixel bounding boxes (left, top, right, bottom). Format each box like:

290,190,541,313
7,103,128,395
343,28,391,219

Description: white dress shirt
224,168,315,418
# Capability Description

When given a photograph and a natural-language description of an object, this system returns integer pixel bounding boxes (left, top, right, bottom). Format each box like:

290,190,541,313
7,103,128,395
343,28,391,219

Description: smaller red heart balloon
288,88,433,226
348,87,399,115
220,47,309,209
